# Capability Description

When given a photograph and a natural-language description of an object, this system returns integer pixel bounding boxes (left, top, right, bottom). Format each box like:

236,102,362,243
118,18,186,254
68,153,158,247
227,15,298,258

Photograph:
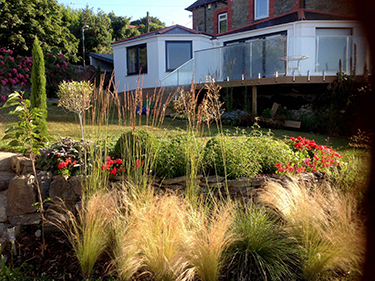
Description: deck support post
252,85,257,116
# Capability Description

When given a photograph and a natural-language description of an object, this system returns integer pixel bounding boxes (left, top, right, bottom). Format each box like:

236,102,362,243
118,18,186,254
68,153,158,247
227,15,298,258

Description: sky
58,0,195,28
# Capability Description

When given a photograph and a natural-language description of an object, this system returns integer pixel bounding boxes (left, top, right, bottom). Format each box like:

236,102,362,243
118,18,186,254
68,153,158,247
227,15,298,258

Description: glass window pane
127,47,137,74
139,45,147,73
255,0,268,19
166,42,192,71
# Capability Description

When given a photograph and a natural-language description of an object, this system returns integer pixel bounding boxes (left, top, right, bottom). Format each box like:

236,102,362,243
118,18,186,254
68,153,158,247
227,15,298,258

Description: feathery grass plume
128,190,194,281
226,205,301,281
112,186,143,281
258,178,365,280
50,190,118,279
187,202,235,281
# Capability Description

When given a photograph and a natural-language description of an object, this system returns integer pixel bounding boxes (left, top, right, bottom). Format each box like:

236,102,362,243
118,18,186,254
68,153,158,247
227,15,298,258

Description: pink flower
12,68,17,74
9,56,14,62
1,80,5,86
0,61,3,65
1,95,6,101
56,64,60,68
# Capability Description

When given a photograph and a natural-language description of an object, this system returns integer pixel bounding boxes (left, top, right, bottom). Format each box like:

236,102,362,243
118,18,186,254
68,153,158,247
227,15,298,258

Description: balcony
160,35,368,87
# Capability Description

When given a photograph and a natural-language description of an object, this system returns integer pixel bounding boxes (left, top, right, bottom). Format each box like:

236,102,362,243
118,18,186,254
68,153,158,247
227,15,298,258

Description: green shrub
111,129,155,161
36,137,94,177
30,37,47,136
153,133,205,179
203,135,262,179
248,136,294,173
225,206,301,281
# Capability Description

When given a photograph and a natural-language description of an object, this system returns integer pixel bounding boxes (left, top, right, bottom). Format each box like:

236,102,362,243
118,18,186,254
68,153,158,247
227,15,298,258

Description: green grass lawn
0,101,353,153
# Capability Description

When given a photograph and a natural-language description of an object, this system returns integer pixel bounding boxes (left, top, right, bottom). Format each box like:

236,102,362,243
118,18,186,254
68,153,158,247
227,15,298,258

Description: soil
1,225,114,280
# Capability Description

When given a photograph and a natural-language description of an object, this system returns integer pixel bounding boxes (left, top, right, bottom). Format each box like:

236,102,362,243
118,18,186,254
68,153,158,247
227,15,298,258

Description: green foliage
30,37,48,136
153,133,205,179
0,0,79,61
108,12,140,41
226,206,301,281
36,137,92,177
262,108,272,118
203,134,262,179
2,92,49,155
248,136,294,173
130,16,165,34
57,80,94,140
111,128,155,161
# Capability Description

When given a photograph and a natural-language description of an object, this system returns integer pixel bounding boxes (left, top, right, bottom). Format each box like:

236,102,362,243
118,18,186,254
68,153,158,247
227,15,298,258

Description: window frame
165,40,193,72
218,12,228,34
126,43,147,76
254,0,269,20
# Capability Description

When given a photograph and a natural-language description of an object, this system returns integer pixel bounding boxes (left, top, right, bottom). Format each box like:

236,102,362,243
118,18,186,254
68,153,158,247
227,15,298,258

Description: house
111,0,368,96
89,53,114,73
111,25,213,92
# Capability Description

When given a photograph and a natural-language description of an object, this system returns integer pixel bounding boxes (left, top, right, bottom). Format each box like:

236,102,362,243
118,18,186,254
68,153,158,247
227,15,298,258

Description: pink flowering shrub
0,47,32,87
0,48,78,98
275,136,342,174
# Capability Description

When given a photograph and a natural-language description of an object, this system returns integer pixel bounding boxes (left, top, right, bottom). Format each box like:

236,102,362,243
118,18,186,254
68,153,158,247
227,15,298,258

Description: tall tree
30,37,48,136
108,12,140,41
0,0,79,61
66,6,113,65
130,16,165,34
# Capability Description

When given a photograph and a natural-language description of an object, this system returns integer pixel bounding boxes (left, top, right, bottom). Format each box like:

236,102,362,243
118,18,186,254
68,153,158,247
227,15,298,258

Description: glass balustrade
160,35,368,87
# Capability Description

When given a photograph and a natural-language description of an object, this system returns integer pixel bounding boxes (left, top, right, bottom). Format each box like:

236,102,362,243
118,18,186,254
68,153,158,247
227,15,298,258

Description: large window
218,13,228,33
166,41,192,72
316,28,352,73
254,0,269,20
127,44,147,75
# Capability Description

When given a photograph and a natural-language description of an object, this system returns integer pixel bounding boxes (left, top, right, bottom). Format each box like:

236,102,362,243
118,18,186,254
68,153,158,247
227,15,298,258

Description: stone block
49,176,78,203
10,156,33,175
0,171,14,191
0,152,19,171
6,175,37,216
226,178,252,188
0,191,7,222
8,213,41,226
37,171,53,200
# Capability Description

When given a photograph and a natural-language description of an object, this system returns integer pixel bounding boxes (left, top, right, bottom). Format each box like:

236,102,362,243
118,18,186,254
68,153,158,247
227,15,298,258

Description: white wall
112,34,212,92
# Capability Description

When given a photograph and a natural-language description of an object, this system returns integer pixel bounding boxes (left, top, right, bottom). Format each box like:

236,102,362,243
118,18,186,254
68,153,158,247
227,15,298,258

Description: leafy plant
203,134,262,179
57,80,94,140
2,91,50,256
36,137,93,177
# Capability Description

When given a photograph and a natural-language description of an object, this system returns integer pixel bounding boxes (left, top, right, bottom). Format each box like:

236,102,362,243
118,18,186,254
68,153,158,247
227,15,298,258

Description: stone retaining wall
0,153,324,250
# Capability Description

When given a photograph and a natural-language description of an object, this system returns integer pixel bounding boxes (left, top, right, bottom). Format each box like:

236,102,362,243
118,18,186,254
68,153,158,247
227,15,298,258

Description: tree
57,81,94,141
130,16,165,34
65,6,114,65
108,12,140,41
0,0,79,61
30,37,48,136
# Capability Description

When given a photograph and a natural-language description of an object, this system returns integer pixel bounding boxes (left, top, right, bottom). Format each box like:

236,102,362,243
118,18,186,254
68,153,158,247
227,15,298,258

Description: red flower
72,160,77,165
135,159,144,169
66,158,72,164
58,162,67,169
278,168,285,172
275,163,282,168
115,159,122,165
110,167,118,175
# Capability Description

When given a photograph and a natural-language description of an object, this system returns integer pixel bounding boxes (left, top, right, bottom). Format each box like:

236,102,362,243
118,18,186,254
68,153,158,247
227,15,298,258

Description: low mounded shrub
203,135,262,179
248,136,294,173
153,133,205,179
111,128,155,161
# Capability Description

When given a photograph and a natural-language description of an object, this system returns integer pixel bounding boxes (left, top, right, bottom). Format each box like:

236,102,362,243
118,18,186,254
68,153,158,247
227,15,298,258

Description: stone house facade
186,0,354,35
